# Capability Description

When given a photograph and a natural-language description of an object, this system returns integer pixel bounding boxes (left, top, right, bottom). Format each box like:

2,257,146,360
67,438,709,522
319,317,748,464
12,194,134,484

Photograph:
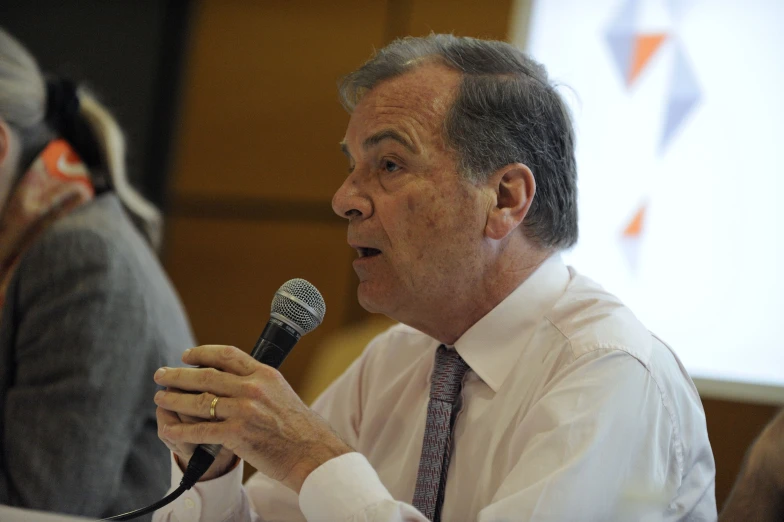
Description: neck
404,246,553,345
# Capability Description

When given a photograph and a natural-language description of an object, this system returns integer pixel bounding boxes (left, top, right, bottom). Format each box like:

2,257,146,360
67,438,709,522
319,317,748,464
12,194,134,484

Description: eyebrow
340,129,418,159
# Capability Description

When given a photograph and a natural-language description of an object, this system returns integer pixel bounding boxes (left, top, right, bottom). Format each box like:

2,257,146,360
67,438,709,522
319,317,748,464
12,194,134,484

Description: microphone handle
198,443,224,459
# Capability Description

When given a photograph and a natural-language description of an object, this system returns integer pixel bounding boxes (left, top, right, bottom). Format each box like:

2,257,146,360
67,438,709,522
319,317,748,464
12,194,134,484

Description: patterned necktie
412,345,471,522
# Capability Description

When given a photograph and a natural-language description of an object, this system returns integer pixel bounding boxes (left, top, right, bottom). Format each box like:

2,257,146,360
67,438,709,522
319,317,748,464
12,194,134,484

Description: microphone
194,278,326,463
103,278,325,521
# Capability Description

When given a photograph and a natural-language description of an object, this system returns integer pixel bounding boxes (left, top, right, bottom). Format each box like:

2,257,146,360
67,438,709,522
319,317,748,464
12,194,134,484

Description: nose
332,171,372,220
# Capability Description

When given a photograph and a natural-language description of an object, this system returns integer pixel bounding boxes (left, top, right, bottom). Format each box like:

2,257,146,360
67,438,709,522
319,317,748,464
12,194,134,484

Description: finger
181,345,258,376
154,366,245,396
160,418,231,446
156,405,183,432
156,407,196,457
163,387,207,423
179,412,204,425
155,390,240,421
157,407,186,444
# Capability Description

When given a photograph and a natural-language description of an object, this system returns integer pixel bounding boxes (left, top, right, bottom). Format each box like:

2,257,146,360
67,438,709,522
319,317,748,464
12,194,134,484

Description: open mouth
357,247,382,258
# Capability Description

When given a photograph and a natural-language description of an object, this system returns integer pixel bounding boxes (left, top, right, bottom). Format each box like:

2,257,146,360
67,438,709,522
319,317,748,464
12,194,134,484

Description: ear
484,163,536,241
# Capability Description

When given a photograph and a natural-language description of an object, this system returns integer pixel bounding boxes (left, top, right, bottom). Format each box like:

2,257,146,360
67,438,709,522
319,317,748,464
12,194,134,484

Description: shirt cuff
168,452,244,522
299,452,395,521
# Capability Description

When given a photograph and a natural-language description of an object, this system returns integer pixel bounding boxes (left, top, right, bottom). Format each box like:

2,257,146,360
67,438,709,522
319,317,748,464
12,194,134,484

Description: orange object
628,34,667,85
623,204,646,237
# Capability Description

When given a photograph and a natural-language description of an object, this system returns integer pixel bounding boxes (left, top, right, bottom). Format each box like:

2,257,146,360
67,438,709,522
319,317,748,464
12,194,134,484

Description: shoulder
541,269,709,467
541,270,701,407
19,195,144,277
10,202,136,325
13,195,193,343
545,270,655,367
17,194,170,295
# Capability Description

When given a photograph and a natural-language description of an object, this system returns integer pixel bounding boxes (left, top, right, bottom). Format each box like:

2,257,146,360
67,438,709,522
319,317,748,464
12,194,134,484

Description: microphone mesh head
271,278,326,335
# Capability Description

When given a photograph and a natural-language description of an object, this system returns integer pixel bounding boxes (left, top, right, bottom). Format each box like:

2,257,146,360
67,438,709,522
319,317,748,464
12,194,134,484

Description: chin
356,282,394,315
357,289,382,314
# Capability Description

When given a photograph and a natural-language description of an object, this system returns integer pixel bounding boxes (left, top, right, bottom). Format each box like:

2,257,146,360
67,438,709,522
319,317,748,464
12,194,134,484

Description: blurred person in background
153,34,715,521
0,27,193,520
720,409,784,521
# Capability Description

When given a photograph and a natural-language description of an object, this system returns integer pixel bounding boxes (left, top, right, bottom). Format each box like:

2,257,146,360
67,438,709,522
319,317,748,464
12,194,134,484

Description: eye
382,159,400,173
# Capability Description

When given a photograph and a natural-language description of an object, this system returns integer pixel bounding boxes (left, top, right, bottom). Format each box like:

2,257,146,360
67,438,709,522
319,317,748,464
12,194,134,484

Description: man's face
332,64,492,324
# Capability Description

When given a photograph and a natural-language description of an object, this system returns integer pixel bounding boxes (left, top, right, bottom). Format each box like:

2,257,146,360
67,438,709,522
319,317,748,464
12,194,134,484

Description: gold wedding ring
209,396,220,421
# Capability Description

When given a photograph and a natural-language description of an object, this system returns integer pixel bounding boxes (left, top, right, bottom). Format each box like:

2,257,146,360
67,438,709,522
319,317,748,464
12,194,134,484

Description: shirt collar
452,255,571,393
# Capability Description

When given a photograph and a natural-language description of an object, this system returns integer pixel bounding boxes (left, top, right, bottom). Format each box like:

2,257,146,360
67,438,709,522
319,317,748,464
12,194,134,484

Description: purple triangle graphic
660,44,701,151
605,0,640,84
606,31,635,84
620,236,641,273
610,0,639,32
665,0,697,22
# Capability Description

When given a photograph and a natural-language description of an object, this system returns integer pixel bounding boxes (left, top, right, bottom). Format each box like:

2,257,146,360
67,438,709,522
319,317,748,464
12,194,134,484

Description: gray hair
340,34,578,250
0,27,162,249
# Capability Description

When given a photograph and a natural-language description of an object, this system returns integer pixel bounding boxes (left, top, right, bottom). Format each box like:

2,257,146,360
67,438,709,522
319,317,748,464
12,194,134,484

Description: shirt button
184,498,195,509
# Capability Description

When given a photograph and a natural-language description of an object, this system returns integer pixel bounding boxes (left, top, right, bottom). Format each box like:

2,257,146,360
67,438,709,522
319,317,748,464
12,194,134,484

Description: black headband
43,77,113,193
45,78,80,132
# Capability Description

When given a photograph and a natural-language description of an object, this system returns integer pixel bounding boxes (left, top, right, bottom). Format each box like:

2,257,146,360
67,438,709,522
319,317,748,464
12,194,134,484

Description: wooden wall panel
170,0,388,202
164,217,354,391
407,0,515,39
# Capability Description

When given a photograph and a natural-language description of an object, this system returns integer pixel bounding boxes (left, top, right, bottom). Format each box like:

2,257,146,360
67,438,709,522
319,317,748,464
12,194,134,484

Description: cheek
383,187,476,260
409,208,456,264
404,195,438,240
381,198,432,260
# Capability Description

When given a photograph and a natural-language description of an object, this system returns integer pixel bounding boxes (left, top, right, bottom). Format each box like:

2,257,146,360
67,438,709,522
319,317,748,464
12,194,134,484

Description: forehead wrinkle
372,107,425,153
366,101,443,157
362,129,418,155
347,64,461,160
376,90,444,128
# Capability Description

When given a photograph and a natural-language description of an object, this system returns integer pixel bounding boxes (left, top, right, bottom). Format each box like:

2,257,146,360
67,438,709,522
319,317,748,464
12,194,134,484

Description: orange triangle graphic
623,204,646,238
627,33,667,86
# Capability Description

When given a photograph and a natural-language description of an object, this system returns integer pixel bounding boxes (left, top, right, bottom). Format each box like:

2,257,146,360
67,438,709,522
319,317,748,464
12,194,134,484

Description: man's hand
156,399,237,481
153,345,353,491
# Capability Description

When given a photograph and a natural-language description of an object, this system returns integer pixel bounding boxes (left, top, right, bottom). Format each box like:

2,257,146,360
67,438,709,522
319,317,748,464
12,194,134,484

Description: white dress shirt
154,256,717,521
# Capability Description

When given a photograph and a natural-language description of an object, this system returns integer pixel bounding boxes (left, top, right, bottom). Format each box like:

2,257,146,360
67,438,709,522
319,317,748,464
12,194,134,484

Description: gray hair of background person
340,34,578,250
0,26,162,249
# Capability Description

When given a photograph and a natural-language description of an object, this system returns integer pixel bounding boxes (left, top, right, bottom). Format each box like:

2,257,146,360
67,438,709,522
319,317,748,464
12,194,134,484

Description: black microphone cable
102,279,325,521
101,447,216,521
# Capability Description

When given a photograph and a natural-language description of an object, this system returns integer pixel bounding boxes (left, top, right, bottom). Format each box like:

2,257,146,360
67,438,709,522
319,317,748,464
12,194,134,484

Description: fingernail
154,390,164,401
155,367,167,380
182,349,192,360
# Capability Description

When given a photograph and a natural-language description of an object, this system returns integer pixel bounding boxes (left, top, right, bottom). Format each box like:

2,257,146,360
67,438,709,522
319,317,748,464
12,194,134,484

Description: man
152,34,716,521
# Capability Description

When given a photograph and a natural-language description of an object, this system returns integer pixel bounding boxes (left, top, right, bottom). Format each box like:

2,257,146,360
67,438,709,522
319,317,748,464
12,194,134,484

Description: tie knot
429,345,470,402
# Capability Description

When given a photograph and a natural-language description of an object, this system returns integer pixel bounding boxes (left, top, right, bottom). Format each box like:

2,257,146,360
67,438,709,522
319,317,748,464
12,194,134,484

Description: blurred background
1,0,780,509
